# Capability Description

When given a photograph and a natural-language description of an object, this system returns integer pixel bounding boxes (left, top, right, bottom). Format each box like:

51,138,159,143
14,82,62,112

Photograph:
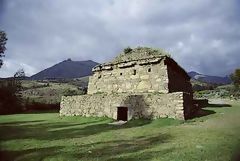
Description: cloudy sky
0,0,239,77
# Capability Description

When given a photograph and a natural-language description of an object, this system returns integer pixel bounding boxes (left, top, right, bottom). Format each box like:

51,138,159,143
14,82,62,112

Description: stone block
130,75,139,79
140,75,150,80
156,78,162,82
137,81,151,90
126,82,132,89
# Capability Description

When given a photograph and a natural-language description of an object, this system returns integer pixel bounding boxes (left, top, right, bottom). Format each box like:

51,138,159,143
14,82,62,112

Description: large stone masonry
60,92,192,120
60,47,195,120
87,58,170,94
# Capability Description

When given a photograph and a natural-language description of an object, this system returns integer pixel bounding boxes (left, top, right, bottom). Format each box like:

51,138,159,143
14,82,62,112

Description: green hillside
194,84,239,99
21,78,89,104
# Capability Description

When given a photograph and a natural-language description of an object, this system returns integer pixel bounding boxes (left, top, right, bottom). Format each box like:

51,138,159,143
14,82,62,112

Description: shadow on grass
0,116,176,161
76,133,173,160
207,103,232,108
0,118,151,141
193,109,216,118
0,147,63,161
187,108,216,120
189,102,232,120
21,110,59,114
0,120,46,125
0,133,173,161
107,148,175,161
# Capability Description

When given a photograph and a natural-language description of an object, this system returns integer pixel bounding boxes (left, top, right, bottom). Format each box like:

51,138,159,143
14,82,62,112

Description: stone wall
60,92,191,120
166,58,192,94
88,59,169,94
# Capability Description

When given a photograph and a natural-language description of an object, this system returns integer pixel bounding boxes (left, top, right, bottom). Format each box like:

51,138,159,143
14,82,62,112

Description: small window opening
148,68,151,72
98,75,101,79
133,69,136,75
120,73,122,76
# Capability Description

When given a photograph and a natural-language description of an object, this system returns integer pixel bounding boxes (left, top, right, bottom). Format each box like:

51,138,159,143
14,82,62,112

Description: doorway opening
117,107,128,121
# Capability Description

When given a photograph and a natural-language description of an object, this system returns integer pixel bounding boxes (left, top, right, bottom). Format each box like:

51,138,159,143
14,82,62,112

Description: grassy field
0,101,240,161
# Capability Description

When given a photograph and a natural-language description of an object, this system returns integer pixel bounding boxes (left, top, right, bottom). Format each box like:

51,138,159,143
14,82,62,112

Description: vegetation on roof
109,46,171,64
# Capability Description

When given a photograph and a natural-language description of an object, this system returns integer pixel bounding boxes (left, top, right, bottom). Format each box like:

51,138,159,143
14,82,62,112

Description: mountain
188,71,231,84
31,59,99,80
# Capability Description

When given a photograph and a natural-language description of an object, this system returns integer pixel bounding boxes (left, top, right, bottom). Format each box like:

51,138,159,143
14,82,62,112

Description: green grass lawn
0,101,240,161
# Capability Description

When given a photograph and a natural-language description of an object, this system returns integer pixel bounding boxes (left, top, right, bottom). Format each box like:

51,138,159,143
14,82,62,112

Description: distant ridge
188,71,231,84
31,59,99,80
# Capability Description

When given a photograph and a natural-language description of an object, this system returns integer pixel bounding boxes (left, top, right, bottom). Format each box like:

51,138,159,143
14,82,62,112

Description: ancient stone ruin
60,47,195,120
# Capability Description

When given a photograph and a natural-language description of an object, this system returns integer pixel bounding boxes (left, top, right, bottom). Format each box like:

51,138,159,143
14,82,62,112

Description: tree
230,68,240,89
0,69,25,114
0,78,23,114
14,68,26,78
0,31,7,68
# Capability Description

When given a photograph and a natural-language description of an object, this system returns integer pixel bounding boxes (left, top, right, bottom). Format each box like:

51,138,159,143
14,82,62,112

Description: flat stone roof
92,47,171,72
107,47,170,65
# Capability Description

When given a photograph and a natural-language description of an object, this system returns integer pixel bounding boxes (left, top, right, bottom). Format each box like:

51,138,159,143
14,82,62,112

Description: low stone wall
60,92,192,120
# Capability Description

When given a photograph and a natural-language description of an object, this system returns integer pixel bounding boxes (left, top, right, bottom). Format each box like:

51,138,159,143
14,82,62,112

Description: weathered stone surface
118,62,136,68
60,47,194,120
60,92,189,120
140,75,150,80
88,60,169,94
137,81,152,90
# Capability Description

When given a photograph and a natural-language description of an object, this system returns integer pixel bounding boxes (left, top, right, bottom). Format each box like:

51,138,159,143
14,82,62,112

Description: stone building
60,47,195,120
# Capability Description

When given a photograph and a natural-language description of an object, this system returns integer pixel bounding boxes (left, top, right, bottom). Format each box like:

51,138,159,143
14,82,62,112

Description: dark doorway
117,107,128,121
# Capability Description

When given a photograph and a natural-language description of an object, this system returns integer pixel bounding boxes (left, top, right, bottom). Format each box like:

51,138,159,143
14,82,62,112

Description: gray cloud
0,0,239,77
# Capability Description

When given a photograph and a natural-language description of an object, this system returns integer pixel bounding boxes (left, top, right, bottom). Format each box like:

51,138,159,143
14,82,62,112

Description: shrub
63,89,79,96
124,47,132,54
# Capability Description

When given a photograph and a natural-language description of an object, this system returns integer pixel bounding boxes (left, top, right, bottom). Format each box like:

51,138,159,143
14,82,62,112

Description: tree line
0,31,27,114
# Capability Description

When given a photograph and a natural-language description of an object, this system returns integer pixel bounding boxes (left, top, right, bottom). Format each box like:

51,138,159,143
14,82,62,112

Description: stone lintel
93,56,165,72
102,66,113,70
118,62,136,68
